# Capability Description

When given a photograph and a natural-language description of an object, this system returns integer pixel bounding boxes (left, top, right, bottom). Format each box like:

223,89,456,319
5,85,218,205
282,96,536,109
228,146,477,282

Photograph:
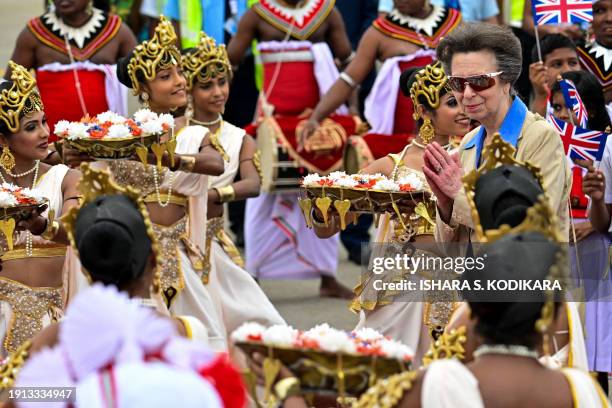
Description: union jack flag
549,116,607,161
559,78,589,128
532,0,593,25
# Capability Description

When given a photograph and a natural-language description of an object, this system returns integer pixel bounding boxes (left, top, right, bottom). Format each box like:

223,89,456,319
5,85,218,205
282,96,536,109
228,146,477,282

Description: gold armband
41,209,60,241
274,377,301,401
215,185,235,203
177,155,196,172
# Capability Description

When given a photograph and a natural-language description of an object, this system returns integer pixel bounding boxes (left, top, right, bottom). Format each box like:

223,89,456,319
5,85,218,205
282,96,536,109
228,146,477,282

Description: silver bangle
341,51,355,65
339,72,357,88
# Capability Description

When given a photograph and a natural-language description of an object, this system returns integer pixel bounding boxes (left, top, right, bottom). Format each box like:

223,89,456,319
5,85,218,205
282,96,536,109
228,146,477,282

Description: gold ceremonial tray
236,341,410,401
299,186,429,230
64,133,160,160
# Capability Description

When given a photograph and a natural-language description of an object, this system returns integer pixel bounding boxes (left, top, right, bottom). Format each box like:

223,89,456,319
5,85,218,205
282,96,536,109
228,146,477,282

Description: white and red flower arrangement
0,183,46,208
54,109,175,140
301,171,423,193
231,322,413,362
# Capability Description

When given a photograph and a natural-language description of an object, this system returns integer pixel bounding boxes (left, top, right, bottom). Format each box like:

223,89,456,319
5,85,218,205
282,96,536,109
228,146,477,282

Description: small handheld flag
559,78,589,128
532,0,593,26
549,116,607,161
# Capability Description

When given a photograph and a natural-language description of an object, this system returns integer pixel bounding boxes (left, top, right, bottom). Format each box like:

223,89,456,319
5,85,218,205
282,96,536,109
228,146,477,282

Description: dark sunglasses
447,71,503,93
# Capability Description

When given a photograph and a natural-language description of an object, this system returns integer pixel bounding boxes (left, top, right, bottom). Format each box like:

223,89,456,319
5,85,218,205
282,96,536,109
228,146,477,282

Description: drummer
228,0,356,298
312,62,471,364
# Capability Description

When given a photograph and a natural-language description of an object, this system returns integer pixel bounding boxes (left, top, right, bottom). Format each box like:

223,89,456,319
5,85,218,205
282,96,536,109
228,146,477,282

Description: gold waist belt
152,217,206,308
0,277,63,354
143,192,187,206
201,217,244,285
2,245,67,261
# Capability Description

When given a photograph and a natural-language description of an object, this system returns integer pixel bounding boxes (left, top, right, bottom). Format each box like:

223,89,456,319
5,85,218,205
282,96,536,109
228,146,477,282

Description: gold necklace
411,140,451,150
189,114,222,126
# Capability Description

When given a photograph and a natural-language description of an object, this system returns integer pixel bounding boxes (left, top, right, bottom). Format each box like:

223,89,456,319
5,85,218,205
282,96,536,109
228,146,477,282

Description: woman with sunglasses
312,61,471,364
421,23,571,243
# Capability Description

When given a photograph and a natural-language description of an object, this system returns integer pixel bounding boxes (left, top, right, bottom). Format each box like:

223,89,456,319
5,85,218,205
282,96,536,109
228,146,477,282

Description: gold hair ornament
410,61,450,121
182,31,232,90
127,16,181,96
61,163,163,294
0,61,44,134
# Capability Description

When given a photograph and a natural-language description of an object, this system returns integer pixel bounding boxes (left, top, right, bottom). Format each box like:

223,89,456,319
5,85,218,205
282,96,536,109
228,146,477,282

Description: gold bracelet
215,185,235,203
177,156,196,172
274,377,301,401
41,220,60,241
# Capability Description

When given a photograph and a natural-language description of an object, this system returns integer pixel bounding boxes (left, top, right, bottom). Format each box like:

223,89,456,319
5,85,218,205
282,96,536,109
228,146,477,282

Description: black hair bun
399,67,423,97
116,52,135,89
75,195,151,287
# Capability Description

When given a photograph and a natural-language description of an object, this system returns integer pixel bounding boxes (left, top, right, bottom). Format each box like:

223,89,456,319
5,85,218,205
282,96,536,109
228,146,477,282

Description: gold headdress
61,163,162,294
182,31,232,90
0,61,44,133
462,133,562,243
127,16,181,95
410,61,451,120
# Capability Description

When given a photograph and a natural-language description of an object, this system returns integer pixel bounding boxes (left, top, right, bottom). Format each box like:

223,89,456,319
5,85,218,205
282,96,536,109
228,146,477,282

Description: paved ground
0,1,362,332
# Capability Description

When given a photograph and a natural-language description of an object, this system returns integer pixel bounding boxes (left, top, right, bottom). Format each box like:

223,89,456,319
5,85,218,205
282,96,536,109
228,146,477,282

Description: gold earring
141,92,150,109
419,118,435,144
0,146,15,172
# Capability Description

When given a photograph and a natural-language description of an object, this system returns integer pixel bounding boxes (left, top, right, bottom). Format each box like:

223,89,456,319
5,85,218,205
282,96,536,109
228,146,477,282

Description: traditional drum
257,114,360,193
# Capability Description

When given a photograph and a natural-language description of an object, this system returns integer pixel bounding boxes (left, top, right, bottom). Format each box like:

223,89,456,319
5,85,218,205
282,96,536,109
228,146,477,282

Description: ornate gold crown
462,133,562,243
0,61,44,133
410,61,451,120
127,16,181,95
61,163,163,294
182,31,232,90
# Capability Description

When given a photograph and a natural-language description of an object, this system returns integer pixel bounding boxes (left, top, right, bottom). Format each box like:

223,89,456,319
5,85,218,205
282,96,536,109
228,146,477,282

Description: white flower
373,179,400,192
133,109,158,124
96,111,125,124
397,173,424,190
352,327,384,343
106,124,132,139
302,324,353,353
20,187,45,204
302,173,322,187
262,325,299,347
379,339,413,360
328,171,348,181
54,120,71,137
66,123,90,140
334,177,357,188
230,322,266,343
157,113,175,129
0,191,17,208
141,120,164,135
1,183,18,192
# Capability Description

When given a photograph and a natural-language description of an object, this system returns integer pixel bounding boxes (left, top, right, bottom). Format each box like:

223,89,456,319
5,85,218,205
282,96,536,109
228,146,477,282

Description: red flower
399,184,414,192
317,178,333,186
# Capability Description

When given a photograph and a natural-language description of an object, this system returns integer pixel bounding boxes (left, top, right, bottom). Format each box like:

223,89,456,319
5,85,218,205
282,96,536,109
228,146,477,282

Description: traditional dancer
228,0,357,298
312,62,470,363
8,0,137,140
0,62,80,358
181,31,285,335
298,0,462,141
109,17,227,350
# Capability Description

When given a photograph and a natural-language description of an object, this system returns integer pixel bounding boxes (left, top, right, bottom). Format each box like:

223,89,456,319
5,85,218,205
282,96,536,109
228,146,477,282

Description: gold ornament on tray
232,323,413,407
55,110,176,167
299,172,428,232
